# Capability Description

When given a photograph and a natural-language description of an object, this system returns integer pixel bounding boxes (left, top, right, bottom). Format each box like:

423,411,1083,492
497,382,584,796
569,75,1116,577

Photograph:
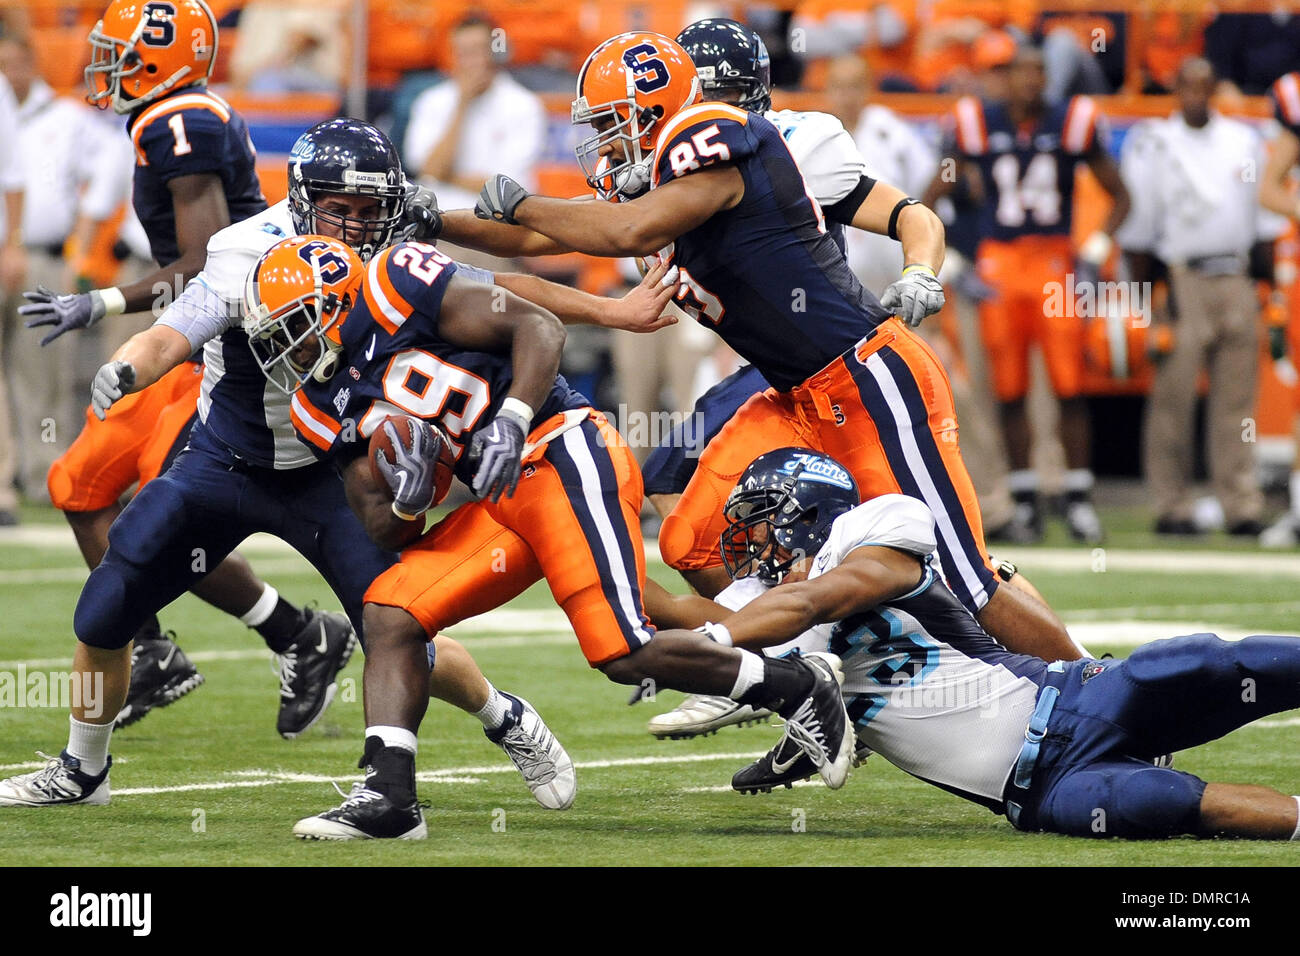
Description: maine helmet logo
289,138,316,163
779,453,853,490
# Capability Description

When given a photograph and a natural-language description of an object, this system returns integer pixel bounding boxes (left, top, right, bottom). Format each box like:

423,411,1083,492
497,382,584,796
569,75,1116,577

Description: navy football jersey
953,95,1106,243
127,88,267,265
1272,72,1300,140
290,241,587,481
649,103,890,392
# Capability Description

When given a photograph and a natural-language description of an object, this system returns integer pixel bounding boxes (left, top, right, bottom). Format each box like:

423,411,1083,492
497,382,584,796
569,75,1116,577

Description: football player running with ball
0,121,571,819
244,234,856,840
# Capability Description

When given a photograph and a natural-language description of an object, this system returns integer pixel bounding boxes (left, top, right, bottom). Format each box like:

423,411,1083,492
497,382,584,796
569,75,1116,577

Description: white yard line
110,751,769,797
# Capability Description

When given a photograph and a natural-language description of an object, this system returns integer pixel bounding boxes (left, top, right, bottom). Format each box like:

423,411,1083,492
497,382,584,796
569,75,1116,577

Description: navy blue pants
74,421,396,650
1017,633,1300,838
641,364,769,497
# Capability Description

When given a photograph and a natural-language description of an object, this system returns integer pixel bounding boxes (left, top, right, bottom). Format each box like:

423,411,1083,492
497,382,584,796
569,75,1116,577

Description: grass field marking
1068,602,1300,622
7,524,1300,577
97,751,772,798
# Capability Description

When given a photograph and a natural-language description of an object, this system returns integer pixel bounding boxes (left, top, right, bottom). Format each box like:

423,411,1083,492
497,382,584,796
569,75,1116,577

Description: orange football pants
47,361,204,512
659,318,997,613
364,408,655,666
976,235,1084,402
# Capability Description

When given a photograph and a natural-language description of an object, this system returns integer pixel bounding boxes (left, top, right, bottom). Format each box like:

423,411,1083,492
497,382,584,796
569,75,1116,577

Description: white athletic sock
239,584,279,627
728,650,765,700
1290,473,1300,520
474,683,510,730
1291,797,1300,840
67,715,113,776
365,725,417,754
1064,469,1095,494
1008,469,1040,495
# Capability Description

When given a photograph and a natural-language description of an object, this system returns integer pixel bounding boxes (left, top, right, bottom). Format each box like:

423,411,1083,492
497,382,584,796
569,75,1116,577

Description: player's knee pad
1043,763,1206,839
1125,632,1234,687
103,475,192,568
73,561,144,650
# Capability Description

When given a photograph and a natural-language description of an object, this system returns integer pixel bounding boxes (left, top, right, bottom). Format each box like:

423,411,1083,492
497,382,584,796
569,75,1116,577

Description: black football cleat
275,608,357,739
115,631,204,729
732,734,818,794
779,652,853,789
293,782,427,840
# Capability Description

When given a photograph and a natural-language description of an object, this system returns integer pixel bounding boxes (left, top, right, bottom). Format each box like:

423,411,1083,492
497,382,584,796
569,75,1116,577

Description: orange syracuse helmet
85,0,219,114
572,32,701,199
242,236,365,395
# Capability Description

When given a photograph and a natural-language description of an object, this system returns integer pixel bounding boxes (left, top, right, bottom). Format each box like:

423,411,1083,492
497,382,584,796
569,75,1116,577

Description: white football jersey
157,200,311,468
724,494,1047,805
764,108,867,208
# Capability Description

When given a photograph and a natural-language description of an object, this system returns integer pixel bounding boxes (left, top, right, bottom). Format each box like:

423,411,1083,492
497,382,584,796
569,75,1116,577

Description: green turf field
1,504,1298,866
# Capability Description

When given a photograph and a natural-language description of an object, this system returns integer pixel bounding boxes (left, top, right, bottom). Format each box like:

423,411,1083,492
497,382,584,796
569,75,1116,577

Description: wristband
697,622,733,646
499,396,534,428
97,287,127,317
901,263,937,278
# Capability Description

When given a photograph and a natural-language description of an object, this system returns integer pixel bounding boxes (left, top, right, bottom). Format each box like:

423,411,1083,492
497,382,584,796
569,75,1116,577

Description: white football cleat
0,751,111,806
293,781,427,840
648,694,773,739
487,695,576,810
1260,514,1300,549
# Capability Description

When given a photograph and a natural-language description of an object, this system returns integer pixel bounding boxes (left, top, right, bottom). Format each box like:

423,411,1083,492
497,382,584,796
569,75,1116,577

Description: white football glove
90,360,135,421
881,265,945,328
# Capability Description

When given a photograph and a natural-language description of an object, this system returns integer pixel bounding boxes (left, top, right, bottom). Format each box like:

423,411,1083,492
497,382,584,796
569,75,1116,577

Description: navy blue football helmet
288,118,408,262
676,18,772,114
720,448,859,583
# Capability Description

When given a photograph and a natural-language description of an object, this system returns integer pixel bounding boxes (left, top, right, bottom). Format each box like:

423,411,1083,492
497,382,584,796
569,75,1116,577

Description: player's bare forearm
342,457,424,553
496,260,677,331
851,182,945,273
1088,151,1131,235
721,548,923,648
511,166,741,257
1260,131,1300,218
896,204,945,274
110,325,193,393
642,576,728,630
118,173,232,314
438,275,565,413
441,209,573,257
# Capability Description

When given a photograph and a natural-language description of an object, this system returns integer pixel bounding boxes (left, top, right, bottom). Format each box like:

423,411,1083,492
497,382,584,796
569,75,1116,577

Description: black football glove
373,418,441,520
467,407,529,502
403,182,443,242
475,174,530,225
20,287,109,345
89,360,135,422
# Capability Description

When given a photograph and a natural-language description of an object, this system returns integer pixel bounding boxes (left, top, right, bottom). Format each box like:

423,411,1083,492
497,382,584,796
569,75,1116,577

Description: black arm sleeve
822,174,876,226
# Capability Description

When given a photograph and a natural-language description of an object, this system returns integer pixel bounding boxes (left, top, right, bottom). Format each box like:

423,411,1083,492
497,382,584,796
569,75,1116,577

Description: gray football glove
403,183,443,242
21,287,109,345
475,174,530,225
373,419,441,520
90,361,135,421
880,268,945,328
467,407,529,502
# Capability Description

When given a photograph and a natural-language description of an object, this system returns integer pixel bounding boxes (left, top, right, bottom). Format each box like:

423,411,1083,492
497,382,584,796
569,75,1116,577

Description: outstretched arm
506,166,743,258
494,258,678,332
718,547,923,650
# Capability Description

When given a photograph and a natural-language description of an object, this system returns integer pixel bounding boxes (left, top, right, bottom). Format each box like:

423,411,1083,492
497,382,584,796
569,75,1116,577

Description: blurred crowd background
2,0,1300,546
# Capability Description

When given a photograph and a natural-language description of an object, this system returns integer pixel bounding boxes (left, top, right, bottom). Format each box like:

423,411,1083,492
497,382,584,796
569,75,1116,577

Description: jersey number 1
168,114,192,157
